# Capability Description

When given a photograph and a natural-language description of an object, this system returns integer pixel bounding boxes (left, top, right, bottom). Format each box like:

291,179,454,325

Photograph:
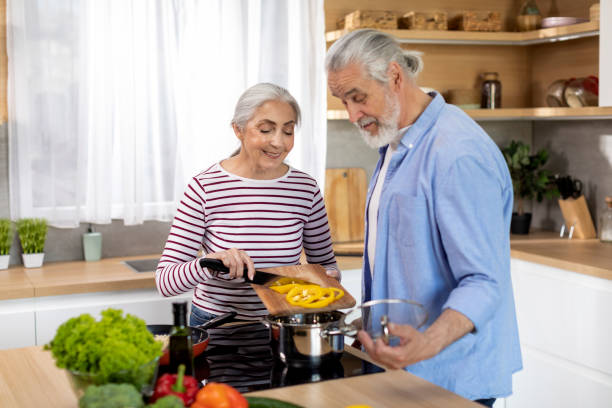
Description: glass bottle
519,0,541,16
481,72,502,109
600,197,612,243
169,301,194,375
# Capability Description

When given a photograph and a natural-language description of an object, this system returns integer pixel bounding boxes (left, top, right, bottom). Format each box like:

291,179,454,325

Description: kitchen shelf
325,21,599,46
327,106,612,121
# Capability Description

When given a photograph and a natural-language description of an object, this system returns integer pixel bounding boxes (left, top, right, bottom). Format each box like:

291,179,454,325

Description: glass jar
481,72,502,109
600,197,612,243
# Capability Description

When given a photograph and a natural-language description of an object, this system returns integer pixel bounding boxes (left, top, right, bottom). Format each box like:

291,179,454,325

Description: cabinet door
0,298,36,350
508,258,612,407
35,289,192,346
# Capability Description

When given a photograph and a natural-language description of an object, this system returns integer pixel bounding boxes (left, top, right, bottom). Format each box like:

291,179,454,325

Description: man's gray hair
325,29,423,84
231,83,301,131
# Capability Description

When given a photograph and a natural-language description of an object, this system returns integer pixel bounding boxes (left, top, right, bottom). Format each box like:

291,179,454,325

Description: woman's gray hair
325,29,423,84
231,83,301,131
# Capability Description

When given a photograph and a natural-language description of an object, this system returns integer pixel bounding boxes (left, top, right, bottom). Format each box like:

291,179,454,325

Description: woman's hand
325,268,341,282
204,248,255,280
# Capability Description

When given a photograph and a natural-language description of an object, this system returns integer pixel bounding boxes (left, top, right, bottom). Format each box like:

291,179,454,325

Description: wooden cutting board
324,168,367,243
251,264,356,315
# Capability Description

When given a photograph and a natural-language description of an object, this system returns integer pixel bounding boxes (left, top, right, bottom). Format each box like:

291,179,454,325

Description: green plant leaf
16,218,48,254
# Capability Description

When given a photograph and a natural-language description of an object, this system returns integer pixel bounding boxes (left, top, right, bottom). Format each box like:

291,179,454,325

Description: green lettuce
46,309,162,384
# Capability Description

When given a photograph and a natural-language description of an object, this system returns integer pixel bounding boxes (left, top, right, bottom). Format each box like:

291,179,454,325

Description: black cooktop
184,322,384,393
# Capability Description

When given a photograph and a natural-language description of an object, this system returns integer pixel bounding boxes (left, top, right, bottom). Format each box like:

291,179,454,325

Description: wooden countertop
333,231,612,281
0,255,364,301
0,346,480,408
0,254,157,300
1,233,610,301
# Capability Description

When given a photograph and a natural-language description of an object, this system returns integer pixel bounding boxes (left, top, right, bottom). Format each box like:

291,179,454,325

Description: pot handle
320,324,358,339
194,311,237,330
261,319,280,329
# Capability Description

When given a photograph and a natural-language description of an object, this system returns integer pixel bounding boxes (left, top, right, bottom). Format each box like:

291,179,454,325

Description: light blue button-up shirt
363,93,522,400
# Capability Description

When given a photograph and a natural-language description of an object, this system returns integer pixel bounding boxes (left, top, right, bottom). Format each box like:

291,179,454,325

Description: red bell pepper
152,364,199,406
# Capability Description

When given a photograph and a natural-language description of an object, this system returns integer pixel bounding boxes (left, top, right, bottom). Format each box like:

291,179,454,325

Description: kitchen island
0,346,480,407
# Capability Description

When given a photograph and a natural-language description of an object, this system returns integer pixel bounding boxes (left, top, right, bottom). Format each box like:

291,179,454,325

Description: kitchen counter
0,346,480,408
1,232,611,301
0,255,365,301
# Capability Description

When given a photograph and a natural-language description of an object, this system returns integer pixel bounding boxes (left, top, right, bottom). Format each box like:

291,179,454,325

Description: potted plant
16,218,48,268
501,140,558,234
0,219,12,270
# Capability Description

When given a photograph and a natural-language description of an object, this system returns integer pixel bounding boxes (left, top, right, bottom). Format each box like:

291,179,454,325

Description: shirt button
408,143,414,149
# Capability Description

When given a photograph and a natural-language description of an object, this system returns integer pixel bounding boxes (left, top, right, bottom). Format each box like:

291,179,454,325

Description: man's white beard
355,93,401,149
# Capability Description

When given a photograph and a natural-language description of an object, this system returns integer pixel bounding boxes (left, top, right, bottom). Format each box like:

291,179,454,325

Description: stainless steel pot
263,311,345,366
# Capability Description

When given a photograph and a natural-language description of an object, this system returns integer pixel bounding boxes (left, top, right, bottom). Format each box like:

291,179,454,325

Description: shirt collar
378,91,445,155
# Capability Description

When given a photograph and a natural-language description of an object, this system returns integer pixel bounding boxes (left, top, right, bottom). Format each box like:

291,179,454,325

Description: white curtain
7,0,327,228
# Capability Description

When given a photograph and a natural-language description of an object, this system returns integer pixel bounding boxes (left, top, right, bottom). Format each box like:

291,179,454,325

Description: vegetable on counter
147,395,186,408
245,396,305,408
152,364,199,406
79,383,144,408
45,309,163,385
191,382,248,408
270,281,344,309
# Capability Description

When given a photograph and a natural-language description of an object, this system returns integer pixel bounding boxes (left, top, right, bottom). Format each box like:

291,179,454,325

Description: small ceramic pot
0,255,9,270
22,253,45,268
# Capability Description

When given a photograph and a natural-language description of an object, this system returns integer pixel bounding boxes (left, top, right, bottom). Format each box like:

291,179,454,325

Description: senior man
326,29,522,406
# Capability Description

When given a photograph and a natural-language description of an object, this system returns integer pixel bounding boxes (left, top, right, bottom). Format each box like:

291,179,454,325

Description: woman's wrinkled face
234,100,296,174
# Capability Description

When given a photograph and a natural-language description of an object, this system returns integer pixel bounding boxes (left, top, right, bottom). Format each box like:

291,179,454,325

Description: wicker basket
342,10,397,30
448,11,502,32
398,11,447,30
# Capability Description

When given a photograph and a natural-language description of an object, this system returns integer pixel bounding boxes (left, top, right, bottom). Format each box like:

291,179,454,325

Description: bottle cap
482,72,499,81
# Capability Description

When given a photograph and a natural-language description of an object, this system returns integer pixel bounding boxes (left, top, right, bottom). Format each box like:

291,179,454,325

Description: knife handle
199,258,253,279
199,258,229,272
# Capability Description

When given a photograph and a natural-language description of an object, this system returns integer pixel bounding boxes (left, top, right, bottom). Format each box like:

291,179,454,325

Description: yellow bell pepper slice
286,285,323,306
329,287,344,300
298,287,335,308
269,283,299,294
270,277,308,286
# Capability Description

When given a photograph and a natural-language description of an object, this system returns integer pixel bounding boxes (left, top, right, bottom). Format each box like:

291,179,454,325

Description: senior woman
156,83,339,325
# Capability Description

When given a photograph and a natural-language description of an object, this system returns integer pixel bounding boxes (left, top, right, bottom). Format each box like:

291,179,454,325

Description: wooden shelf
326,21,599,46
327,106,612,121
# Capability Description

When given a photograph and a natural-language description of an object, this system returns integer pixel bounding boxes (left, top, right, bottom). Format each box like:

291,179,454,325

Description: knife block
558,195,596,239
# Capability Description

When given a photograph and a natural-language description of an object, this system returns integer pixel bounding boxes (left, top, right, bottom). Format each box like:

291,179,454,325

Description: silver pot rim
263,310,344,328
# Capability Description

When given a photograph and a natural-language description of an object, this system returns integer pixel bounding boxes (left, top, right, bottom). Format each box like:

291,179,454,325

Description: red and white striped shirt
156,163,338,320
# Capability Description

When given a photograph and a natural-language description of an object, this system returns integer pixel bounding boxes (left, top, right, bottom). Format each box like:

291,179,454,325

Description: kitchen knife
199,258,314,286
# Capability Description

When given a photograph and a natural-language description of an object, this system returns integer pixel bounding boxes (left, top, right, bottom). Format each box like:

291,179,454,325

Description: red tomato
191,383,248,408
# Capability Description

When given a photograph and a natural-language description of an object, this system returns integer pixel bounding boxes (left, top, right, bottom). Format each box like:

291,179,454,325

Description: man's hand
357,308,474,370
358,323,438,369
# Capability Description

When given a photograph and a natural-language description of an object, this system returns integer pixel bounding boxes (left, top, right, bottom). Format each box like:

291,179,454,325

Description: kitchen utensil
200,258,357,315
555,175,582,199
541,17,588,28
263,310,345,366
558,195,597,239
329,299,428,345
324,168,367,243
199,258,313,286
147,311,236,365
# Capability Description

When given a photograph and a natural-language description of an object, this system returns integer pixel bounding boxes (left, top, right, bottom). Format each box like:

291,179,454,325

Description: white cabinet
0,288,192,350
339,268,362,309
0,298,36,349
506,258,612,408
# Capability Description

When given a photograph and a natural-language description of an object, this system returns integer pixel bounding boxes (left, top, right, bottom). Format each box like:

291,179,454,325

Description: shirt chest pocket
387,194,431,248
